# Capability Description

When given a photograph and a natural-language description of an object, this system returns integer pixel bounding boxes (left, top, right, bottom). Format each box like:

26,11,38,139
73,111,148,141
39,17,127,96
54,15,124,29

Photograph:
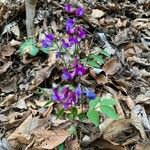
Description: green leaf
87,60,100,68
19,39,39,56
87,110,99,126
71,107,78,119
78,112,87,120
100,105,118,120
40,47,50,54
81,58,87,63
92,55,104,66
89,98,100,109
58,143,64,150
100,98,117,106
101,49,111,57
66,113,74,121
56,108,65,119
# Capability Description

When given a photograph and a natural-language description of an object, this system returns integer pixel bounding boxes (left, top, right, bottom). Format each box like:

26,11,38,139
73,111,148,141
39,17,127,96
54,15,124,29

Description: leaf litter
0,0,150,149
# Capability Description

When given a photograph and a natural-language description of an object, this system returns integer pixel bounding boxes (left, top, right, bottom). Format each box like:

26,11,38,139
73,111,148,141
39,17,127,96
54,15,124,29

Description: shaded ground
0,0,150,149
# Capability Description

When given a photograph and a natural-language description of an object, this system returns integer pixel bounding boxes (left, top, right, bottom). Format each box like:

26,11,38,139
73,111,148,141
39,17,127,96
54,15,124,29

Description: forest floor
0,0,150,150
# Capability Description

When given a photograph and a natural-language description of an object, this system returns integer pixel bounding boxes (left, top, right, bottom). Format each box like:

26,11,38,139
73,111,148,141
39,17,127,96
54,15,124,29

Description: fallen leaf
66,139,81,150
131,105,150,130
97,33,116,55
135,91,150,104
2,21,20,39
135,143,150,150
31,66,53,90
8,114,41,144
103,58,121,75
0,76,17,93
131,105,147,140
103,119,130,140
91,9,105,18
0,137,12,150
1,45,16,58
0,61,12,75
32,127,70,149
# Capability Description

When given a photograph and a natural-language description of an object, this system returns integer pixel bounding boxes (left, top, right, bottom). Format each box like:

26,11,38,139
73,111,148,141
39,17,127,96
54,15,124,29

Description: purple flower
76,26,86,39
52,88,61,101
64,91,77,109
75,64,87,76
61,39,70,48
65,4,74,13
84,89,96,100
69,36,79,45
72,58,87,76
41,33,54,48
56,52,61,58
62,68,73,81
66,19,75,34
52,87,78,109
75,84,82,98
75,6,84,17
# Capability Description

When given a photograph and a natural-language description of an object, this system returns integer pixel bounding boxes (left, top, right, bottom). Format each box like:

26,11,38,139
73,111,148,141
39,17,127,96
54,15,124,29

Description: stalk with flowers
20,3,119,128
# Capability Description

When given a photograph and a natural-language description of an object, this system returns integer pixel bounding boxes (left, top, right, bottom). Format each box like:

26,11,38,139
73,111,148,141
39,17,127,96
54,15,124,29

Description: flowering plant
20,3,118,127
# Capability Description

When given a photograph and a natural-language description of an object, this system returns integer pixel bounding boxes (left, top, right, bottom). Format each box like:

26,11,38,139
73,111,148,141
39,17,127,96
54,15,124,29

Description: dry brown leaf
135,91,150,104
99,118,114,133
135,143,150,150
131,105,147,140
131,105,150,130
115,103,125,118
66,139,81,150
102,119,130,141
91,9,105,18
14,94,33,110
0,76,17,93
124,48,135,58
32,127,70,150
97,33,116,55
8,114,41,144
93,138,126,150
0,61,12,75
103,58,121,75
31,66,53,89
47,51,57,67
1,45,16,58
127,56,150,66
96,73,108,85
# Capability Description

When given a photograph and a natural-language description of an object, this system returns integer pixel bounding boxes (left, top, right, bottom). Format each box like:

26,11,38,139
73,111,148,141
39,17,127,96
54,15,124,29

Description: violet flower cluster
65,4,84,17
52,84,96,109
41,34,54,48
40,4,96,109
52,58,96,109
62,58,87,81
62,3,86,48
